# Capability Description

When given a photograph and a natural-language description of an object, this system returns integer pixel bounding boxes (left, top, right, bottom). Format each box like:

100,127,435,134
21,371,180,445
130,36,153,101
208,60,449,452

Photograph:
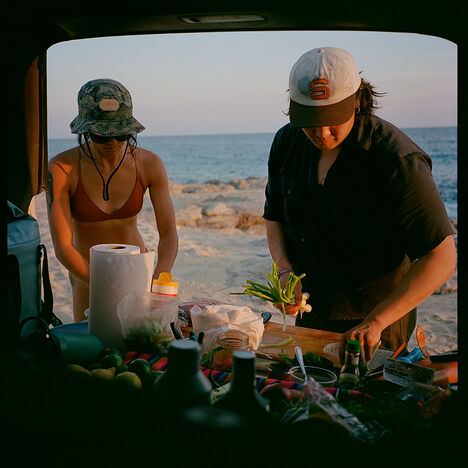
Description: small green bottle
338,340,361,390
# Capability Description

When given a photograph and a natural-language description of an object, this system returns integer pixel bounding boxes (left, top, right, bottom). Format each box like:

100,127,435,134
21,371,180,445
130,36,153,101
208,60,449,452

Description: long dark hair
77,133,138,160
355,77,386,121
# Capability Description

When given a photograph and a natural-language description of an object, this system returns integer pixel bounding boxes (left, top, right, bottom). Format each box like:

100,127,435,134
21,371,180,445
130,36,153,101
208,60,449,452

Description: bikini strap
131,150,138,172
131,150,143,186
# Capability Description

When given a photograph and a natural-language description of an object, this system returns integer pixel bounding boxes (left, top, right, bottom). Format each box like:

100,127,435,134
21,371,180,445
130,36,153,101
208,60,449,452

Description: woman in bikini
47,78,178,322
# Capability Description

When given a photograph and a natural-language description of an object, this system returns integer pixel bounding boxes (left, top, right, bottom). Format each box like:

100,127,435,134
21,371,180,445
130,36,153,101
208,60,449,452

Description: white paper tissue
191,304,264,353
88,243,155,348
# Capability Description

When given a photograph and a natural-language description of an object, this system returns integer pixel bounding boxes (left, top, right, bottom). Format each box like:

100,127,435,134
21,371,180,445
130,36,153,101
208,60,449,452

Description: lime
87,362,102,371
128,359,152,382
100,353,124,371
114,371,142,389
100,346,122,358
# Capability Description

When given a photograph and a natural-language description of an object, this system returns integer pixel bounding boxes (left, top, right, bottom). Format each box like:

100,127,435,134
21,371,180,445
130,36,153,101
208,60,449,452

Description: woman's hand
342,319,383,362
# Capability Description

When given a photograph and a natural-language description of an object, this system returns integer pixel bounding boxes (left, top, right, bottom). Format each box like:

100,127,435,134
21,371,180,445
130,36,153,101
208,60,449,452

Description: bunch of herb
124,319,172,355
232,262,305,331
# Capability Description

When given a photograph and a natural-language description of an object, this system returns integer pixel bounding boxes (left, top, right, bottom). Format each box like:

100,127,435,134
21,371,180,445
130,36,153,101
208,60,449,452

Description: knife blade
391,341,406,359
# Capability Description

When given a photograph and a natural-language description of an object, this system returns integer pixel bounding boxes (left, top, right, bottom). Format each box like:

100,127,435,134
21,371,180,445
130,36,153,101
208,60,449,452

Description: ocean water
48,126,457,218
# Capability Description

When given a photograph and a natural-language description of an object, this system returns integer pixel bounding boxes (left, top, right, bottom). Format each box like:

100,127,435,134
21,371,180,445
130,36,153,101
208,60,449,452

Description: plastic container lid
152,272,179,287
346,339,361,353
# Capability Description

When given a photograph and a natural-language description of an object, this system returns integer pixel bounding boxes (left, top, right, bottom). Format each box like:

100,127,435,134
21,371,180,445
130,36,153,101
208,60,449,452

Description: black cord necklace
84,138,130,201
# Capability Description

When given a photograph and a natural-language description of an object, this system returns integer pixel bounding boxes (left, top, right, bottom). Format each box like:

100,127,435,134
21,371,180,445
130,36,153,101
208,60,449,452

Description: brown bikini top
70,150,145,222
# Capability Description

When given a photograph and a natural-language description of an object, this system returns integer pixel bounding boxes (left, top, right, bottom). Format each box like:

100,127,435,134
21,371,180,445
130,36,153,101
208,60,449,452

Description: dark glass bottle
214,350,270,418
152,340,212,409
338,339,361,390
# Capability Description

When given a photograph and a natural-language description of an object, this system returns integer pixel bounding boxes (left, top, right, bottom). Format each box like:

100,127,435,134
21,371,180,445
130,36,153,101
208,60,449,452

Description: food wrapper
117,291,178,354
191,304,264,353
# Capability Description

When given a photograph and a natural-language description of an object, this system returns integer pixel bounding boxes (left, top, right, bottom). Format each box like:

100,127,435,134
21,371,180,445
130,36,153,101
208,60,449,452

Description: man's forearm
265,220,293,271
363,235,457,331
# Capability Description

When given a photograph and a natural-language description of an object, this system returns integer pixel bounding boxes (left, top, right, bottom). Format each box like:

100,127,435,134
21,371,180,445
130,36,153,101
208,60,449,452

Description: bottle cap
167,339,201,374
346,339,361,353
153,272,179,287
232,350,256,373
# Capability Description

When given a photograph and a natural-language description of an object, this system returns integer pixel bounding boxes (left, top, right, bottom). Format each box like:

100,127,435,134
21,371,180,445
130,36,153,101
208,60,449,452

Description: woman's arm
46,157,90,284
266,219,302,313
343,234,457,361
145,153,178,279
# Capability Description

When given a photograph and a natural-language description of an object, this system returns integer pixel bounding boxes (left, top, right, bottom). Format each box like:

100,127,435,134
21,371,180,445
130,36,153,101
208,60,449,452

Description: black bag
7,200,62,345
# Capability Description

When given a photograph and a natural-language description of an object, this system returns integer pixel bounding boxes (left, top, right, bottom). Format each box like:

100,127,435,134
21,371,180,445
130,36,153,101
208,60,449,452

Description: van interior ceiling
5,1,461,215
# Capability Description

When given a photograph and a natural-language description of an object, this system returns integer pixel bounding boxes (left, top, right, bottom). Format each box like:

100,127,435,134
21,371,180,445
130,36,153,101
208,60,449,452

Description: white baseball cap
288,47,361,127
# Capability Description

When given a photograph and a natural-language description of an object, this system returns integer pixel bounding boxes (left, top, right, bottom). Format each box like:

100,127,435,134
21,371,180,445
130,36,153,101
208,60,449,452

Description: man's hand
274,277,303,315
342,319,383,362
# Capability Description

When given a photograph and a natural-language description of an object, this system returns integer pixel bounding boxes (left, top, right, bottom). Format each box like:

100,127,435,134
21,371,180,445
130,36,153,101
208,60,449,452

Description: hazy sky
47,30,457,138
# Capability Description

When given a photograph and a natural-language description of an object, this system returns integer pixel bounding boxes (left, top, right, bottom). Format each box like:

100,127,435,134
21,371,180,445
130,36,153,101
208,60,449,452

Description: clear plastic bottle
338,339,361,390
211,330,249,371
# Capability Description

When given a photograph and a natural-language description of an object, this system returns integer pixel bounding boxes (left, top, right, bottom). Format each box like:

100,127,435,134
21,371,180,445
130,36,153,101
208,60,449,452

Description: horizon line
48,124,458,140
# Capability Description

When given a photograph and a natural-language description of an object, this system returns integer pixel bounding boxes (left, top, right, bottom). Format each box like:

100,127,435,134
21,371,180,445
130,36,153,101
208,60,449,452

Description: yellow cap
153,272,179,287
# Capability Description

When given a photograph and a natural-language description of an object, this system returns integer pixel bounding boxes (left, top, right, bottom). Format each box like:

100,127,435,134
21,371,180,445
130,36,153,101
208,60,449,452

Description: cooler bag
7,200,62,344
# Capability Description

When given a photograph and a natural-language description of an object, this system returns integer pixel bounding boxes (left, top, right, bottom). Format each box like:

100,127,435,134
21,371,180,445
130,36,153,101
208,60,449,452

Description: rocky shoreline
32,179,457,353
166,177,458,293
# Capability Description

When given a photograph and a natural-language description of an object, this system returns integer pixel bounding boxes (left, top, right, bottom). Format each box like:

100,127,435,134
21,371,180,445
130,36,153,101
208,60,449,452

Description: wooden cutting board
259,322,343,367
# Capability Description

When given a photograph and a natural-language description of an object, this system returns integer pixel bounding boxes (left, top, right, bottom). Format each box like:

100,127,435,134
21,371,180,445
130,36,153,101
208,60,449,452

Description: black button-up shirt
263,116,453,344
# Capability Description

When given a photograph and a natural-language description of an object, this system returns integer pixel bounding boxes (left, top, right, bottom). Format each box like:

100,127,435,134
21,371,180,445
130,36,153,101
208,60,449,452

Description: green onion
259,337,293,348
231,262,305,331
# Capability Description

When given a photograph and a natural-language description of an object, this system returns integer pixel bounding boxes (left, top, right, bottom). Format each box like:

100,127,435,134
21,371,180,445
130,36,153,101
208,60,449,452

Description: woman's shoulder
135,147,166,172
134,147,168,185
49,146,80,174
135,146,163,162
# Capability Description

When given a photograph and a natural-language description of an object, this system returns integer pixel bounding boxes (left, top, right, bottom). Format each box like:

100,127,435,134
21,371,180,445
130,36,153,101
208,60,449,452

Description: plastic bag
117,291,178,354
191,304,264,354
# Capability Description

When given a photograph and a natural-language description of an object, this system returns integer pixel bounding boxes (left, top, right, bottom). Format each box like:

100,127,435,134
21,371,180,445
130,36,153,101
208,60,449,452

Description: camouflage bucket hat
69,78,145,136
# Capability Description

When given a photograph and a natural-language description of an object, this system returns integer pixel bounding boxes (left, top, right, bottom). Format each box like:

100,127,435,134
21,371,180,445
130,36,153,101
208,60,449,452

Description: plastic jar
212,330,249,371
152,272,178,297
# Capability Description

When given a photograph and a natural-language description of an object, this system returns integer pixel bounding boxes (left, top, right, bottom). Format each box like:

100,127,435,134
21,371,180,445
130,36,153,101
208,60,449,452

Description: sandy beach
33,177,457,355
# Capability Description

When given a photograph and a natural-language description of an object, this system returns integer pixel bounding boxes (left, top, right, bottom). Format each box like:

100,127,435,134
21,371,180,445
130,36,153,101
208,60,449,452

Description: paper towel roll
88,243,155,348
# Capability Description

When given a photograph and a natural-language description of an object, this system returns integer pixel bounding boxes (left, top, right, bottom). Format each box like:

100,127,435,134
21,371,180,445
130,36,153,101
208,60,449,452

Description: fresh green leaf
231,262,306,331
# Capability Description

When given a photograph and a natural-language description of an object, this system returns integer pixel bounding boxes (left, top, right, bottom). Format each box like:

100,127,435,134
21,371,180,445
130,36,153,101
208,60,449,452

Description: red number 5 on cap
309,79,329,100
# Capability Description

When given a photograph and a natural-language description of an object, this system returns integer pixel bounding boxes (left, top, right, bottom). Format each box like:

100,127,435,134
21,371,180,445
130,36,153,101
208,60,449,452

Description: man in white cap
263,47,456,361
